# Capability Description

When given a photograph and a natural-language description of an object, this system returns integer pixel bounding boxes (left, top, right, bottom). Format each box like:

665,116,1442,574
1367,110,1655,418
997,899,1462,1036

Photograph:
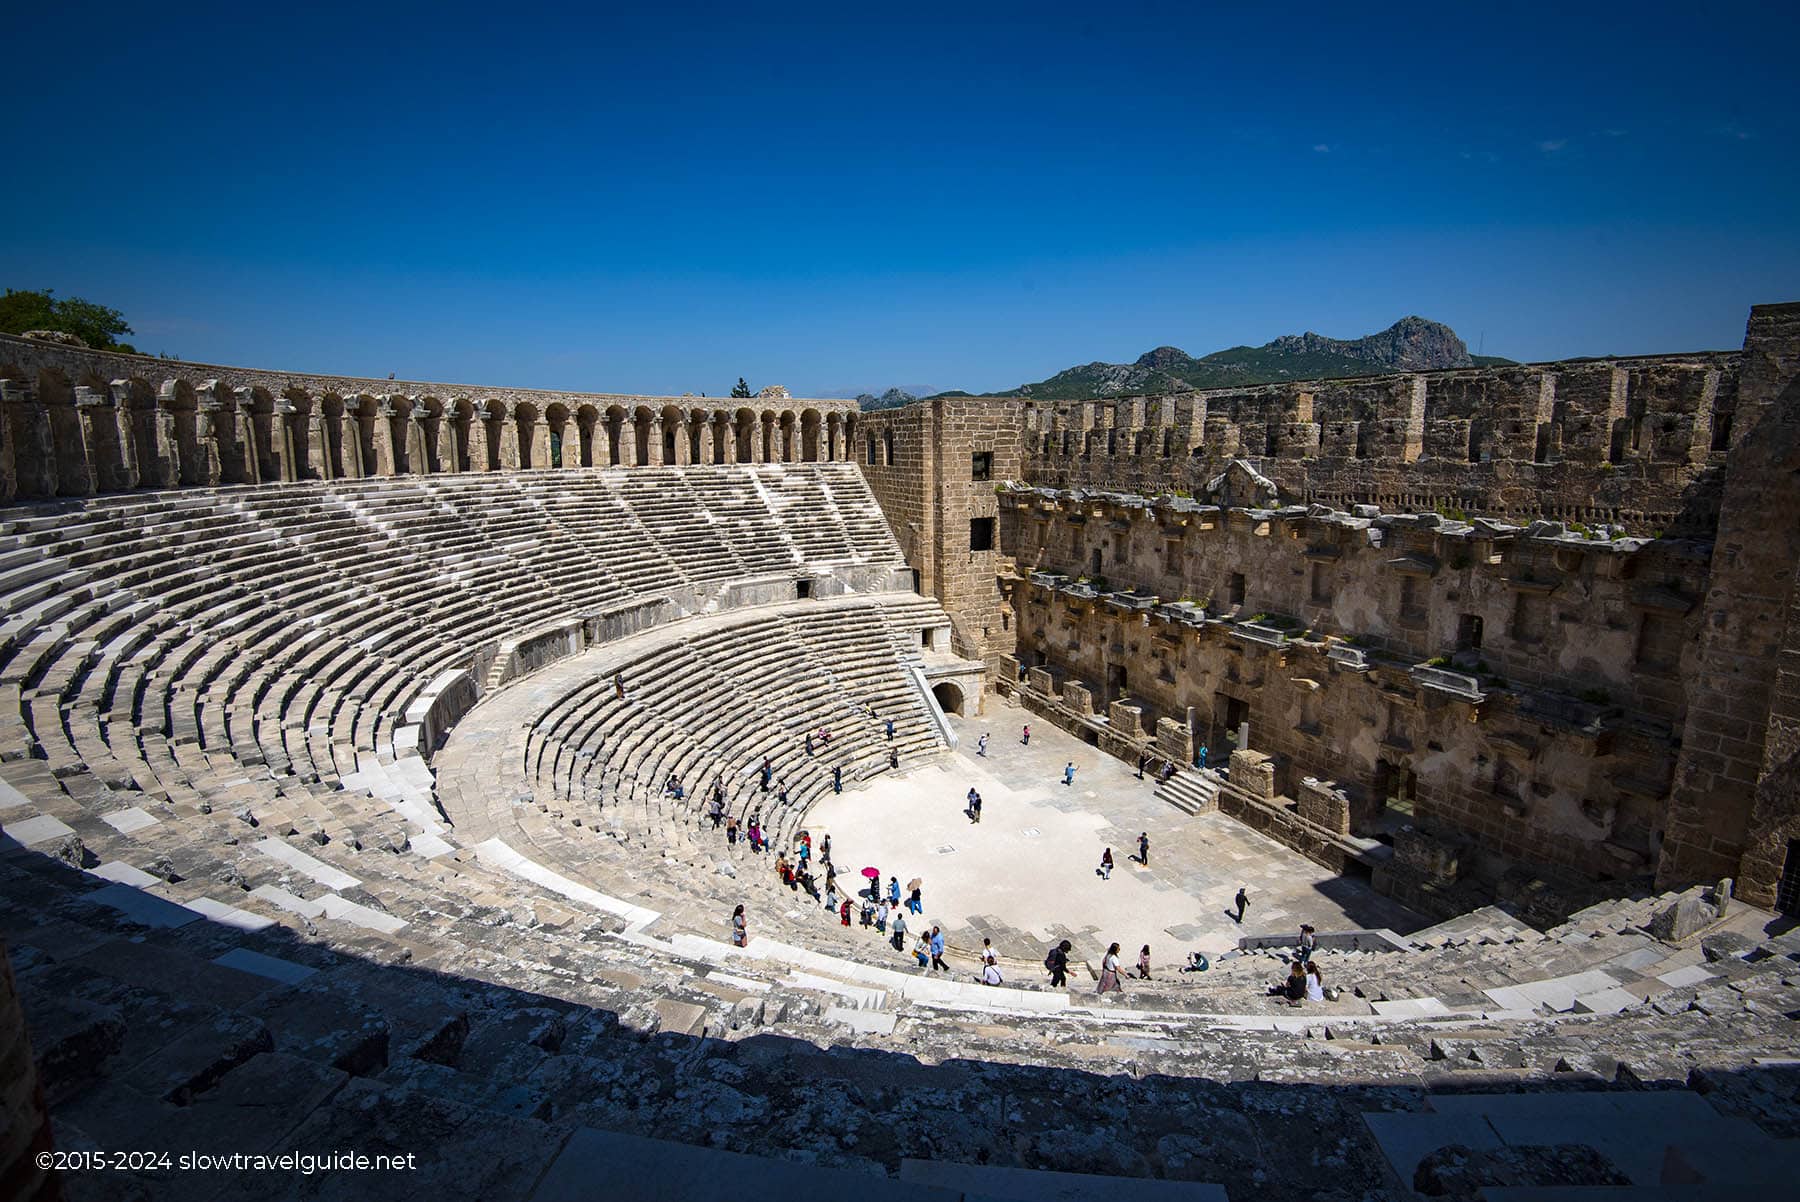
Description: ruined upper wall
1016,351,1741,535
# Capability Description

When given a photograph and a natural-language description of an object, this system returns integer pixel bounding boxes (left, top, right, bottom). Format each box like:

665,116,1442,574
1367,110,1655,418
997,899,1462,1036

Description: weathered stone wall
0,333,860,499
856,398,1027,665
1018,353,1738,536
1661,303,1800,904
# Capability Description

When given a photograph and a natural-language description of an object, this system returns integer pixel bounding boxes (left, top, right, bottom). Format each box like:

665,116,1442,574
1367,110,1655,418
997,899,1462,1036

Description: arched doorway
931,682,965,716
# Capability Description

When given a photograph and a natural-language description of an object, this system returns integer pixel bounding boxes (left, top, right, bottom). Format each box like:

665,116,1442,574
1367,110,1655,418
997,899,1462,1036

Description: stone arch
687,406,708,464
801,408,821,462
604,404,628,466
514,401,541,469
632,405,654,465
931,681,966,716
447,399,474,472
657,404,683,465
349,395,380,477
735,408,756,463
709,410,731,463
545,402,571,469
575,403,599,468
417,397,446,474
120,377,165,486
280,387,315,480
35,368,93,495
778,410,797,462
244,387,278,481
478,399,506,470
163,379,205,486
319,394,349,478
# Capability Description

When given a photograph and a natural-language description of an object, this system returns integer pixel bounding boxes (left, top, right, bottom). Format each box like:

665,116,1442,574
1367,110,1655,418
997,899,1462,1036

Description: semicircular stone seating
3,461,1799,1200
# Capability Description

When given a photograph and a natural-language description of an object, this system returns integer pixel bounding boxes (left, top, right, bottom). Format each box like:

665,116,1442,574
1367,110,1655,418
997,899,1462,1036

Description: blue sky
3,2,1795,396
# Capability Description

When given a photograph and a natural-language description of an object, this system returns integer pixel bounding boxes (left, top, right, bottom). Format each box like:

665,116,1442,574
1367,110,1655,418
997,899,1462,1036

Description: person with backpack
730,904,747,947
890,906,907,951
1045,939,1071,988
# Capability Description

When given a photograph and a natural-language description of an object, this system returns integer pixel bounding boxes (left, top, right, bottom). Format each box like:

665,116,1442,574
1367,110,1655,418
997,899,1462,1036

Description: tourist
818,725,831,745
832,765,842,794
840,899,852,926
1136,832,1150,866
875,898,889,934
1183,951,1211,973
1062,762,1076,787
888,876,901,906
1136,944,1152,980
707,794,725,829
969,792,981,824
976,732,988,757
1099,848,1114,880
726,816,739,845
1159,761,1176,785
981,937,997,970
860,897,874,927
967,786,979,810
1296,924,1316,960
982,959,1003,986
1234,886,1249,924
820,834,832,866
908,884,923,914
1045,939,1071,988
760,756,773,791
929,926,947,972
885,717,896,741
777,853,794,889
1270,961,1307,1005
797,865,816,899
981,940,1002,986
1021,724,1031,745
614,670,625,701
1196,745,1209,770
890,906,907,951
805,733,815,757
1304,961,1325,1004
825,880,840,913
824,866,837,898
1097,942,1123,994
731,903,746,947
777,781,790,807
914,934,931,969
888,748,899,770
1135,752,1148,780
796,836,810,869
747,813,763,853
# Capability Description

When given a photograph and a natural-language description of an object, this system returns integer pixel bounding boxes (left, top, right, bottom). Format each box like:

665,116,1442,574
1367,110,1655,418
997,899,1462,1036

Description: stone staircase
1155,767,1220,815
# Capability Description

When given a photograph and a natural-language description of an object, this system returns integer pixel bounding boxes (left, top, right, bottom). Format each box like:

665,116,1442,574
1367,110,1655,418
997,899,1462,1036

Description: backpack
1044,947,1059,971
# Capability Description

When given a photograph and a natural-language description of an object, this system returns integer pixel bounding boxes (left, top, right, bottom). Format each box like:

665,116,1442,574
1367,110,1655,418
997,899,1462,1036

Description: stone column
0,381,54,498
195,400,225,485
233,389,262,484
757,416,771,463
74,386,118,494
372,400,401,475
674,417,693,465
152,385,182,488
106,381,141,490
826,413,841,462
466,412,489,472
644,418,664,466
529,418,551,470
407,411,431,475
500,408,524,469
618,418,638,467
722,419,737,464
274,400,300,481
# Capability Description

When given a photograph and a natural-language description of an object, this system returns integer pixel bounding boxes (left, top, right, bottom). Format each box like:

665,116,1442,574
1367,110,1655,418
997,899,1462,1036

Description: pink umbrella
860,867,880,879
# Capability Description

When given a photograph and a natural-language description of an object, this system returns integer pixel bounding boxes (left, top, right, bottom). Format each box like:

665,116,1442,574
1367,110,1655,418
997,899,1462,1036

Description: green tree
730,376,752,399
0,288,136,352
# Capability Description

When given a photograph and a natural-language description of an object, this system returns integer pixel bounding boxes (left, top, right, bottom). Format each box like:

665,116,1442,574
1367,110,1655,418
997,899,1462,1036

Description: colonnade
0,374,859,500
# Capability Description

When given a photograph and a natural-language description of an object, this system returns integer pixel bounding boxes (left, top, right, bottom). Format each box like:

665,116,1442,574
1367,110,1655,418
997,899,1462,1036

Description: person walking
875,898,889,934
1046,939,1071,988
777,781,790,807
614,671,625,701
890,906,907,951
760,756,773,791
1099,848,1114,880
825,880,840,914
885,717,896,742
1136,944,1153,980
819,834,831,867
832,764,842,794
805,733,815,757
1062,762,1076,787
730,903,747,947
1234,886,1249,924
747,814,763,853
1196,745,1209,770
966,786,979,812
1135,752,1148,780
1137,832,1150,866
976,732,988,757
908,883,923,915
840,899,853,926
707,794,725,829
969,792,982,824
929,926,947,973
726,815,739,846
1097,942,1123,995
888,747,899,770
1296,924,1316,961
888,876,901,906
1021,724,1031,745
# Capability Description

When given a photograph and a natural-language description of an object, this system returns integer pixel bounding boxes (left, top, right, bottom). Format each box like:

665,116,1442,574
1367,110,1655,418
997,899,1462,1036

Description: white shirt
1305,975,1325,1003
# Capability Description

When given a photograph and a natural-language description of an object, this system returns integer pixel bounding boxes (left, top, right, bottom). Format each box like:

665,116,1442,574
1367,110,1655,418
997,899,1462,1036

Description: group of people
1043,939,1157,994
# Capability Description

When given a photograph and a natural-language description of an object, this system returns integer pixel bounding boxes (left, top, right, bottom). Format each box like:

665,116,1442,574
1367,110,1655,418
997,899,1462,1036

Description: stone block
1062,680,1095,716
1108,699,1144,737
1228,748,1275,799
1296,777,1351,834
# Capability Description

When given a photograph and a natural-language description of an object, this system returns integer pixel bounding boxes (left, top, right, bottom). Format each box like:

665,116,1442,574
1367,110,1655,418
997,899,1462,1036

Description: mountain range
851,317,1511,405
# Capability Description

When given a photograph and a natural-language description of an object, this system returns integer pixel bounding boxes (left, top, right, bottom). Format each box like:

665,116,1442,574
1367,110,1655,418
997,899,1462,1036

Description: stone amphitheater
1,308,1798,1201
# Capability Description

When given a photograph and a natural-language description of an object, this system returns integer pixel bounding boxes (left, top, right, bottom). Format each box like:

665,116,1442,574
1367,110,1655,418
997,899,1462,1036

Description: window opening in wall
1090,547,1103,576
971,450,992,481
911,568,922,593
1711,412,1733,452
969,516,995,552
1456,613,1483,651
1354,421,1371,459
867,436,877,465
1164,539,1182,576
883,430,895,466
795,579,812,600
1227,572,1246,608
1309,561,1331,603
